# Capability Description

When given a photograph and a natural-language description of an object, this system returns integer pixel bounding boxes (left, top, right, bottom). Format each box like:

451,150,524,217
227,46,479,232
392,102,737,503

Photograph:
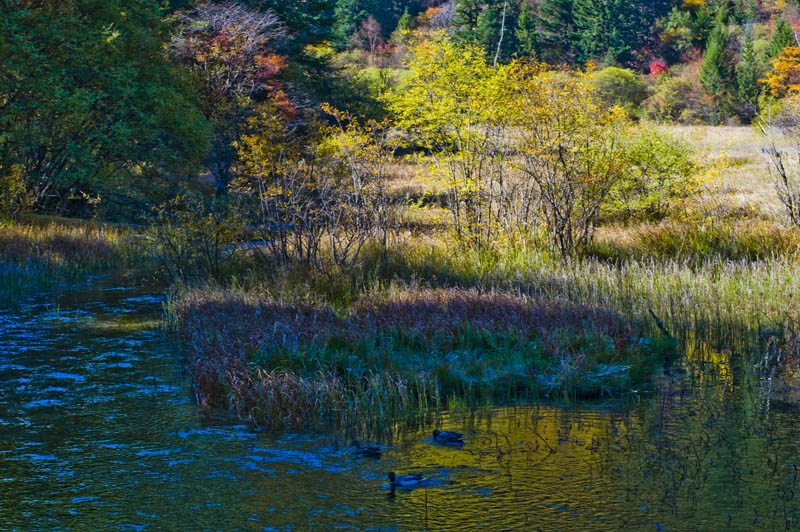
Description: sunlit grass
0,219,136,303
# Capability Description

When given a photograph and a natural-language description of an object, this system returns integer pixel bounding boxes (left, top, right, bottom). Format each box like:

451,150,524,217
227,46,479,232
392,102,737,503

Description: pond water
2,277,799,531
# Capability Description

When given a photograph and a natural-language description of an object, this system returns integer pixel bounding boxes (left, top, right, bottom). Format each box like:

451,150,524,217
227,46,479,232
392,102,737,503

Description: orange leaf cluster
762,46,800,97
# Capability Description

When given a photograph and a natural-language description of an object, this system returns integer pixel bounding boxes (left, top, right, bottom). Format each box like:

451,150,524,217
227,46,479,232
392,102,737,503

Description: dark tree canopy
0,0,210,216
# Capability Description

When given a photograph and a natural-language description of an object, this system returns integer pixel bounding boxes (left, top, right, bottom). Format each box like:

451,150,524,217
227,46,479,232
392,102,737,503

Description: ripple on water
175,427,258,441
43,372,86,382
24,399,67,409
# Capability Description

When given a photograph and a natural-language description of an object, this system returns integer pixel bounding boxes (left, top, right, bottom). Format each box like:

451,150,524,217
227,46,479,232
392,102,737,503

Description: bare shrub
760,99,800,228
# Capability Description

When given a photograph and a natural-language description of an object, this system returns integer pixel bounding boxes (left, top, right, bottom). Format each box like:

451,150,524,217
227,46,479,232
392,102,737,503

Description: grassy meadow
167,125,800,431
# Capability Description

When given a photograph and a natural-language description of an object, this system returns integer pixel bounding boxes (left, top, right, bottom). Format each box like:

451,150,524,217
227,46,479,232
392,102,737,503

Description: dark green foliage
591,66,648,115
516,0,538,56
691,3,714,45
329,0,424,48
0,0,209,218
737,34,761,111
699,12,733,94
453,0,484,45
571,0,671,65
240,0,337,105
573,0,626,62
535,0,576,63
658,7,694,62
332,0,366,49
251,0,336,51
396,7,414,33
767,17,795,58
476,0,517,62
733,0,755,23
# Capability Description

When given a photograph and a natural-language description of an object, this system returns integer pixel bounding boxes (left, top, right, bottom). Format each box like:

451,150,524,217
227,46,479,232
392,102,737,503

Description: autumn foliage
762,46,800,98
386,36,700,255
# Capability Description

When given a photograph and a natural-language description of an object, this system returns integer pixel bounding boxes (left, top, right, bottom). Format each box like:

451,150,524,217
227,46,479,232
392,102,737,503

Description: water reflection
1,277,799,530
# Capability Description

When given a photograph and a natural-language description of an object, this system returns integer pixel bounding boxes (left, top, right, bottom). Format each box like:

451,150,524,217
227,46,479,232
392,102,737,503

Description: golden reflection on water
683,333,736,392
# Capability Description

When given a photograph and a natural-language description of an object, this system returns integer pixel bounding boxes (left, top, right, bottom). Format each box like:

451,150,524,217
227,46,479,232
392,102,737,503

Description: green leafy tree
396,7,414,33
699,13,733,94
388,35,520,244
610,128,699,219
0,0,209,216
767,17,796,59
516,0,538,57
591,67,648,117
659,8,693,61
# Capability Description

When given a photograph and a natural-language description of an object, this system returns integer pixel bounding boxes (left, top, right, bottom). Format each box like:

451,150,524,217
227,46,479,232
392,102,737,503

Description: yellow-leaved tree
232,104,397,270
388,34,521,246
762,46,800,98
513,69,633,255
389,35,693,256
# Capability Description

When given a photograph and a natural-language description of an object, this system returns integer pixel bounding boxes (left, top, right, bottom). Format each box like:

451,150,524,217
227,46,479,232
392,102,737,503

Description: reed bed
174,225,800,430
0,220,133,303
592,219,800,262
175,287,664,430
383,235,800,346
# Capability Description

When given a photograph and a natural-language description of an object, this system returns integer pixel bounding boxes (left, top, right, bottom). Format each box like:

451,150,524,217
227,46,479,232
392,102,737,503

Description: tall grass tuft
175,286,664,430
0,219,135,303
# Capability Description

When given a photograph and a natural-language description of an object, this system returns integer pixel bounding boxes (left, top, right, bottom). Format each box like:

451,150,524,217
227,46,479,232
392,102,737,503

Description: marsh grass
385,237,799,345
169,126,800,430
175,285,670,430
0,219,136,303
591,219,800,262
171,219,799,430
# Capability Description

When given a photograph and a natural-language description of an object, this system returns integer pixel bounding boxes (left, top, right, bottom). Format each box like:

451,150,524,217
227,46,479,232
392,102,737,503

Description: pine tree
734,0,756,23
536,0,576,62
767,18,796,58
572,0,633,64
453,0,483,46
692,4,714,46
737,34,761,107
516,0,538,57
332,0,366,50
569,0,671,65
476,0,516,62
699,11,732,94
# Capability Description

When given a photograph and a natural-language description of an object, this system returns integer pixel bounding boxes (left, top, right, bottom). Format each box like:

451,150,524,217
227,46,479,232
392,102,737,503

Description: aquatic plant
176,286,664,430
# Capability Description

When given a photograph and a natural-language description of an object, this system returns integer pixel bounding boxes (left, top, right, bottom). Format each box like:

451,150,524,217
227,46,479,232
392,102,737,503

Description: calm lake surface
2,276,800,531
